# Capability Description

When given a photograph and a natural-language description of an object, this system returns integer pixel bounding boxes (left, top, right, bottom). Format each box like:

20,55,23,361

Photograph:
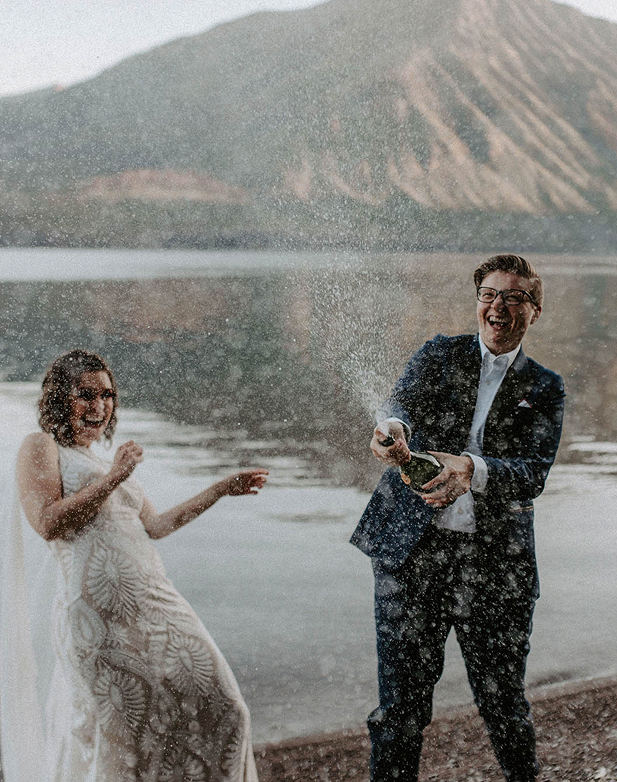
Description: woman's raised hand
222,469,269,496
110,441,144,483
140,467,270,539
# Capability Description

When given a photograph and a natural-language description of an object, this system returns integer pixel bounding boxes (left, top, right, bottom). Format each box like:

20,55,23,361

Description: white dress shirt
433,338,520,532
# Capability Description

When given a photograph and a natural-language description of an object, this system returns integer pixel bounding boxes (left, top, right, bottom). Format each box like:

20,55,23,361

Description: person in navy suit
351,255,565,781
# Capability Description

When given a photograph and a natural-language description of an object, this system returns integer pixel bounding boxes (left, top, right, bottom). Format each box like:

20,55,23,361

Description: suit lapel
449,336,482,448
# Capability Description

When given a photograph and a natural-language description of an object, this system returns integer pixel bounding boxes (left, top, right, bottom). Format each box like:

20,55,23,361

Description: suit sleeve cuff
462,452,488,493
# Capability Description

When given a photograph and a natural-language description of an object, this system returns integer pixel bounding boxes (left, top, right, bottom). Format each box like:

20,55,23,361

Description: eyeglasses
476,287,537,307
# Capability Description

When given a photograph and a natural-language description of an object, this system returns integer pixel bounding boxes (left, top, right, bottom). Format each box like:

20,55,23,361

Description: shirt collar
478,336,521,372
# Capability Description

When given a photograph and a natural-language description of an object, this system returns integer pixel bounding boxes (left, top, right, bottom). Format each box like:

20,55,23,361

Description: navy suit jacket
350,334,565,590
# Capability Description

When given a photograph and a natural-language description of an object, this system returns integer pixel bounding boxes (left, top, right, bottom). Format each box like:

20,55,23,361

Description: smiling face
477,270,541,355
68,371,116,447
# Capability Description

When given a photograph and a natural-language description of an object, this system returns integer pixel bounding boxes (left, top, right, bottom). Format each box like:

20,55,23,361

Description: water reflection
2,251,617,487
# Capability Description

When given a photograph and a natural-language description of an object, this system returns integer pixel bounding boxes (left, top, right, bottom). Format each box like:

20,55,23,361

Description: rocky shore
0,678,612,780
255,678,617,781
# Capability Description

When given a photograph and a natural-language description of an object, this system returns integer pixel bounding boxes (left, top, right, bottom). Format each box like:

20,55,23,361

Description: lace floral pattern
47,445,258,781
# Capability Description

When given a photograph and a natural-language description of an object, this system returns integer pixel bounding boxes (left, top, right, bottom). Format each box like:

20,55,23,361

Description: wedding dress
0,444,258,782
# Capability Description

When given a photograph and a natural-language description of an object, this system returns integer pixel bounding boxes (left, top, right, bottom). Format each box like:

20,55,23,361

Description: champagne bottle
378,435,443,492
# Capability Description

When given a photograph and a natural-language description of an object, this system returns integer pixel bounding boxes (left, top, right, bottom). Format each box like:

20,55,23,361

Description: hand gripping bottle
378,434,443,492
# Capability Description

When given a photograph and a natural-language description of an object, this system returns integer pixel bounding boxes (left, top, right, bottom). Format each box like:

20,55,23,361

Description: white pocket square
517,399,532,408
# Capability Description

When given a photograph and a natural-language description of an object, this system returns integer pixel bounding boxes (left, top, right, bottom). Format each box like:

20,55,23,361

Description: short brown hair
474,254,543,307
38,349,118,447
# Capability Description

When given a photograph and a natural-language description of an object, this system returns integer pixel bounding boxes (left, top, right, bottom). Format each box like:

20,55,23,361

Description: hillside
1,0,617,250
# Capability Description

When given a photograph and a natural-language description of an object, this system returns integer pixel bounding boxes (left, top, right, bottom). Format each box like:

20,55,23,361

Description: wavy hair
38,350,118,447
474,254,543,307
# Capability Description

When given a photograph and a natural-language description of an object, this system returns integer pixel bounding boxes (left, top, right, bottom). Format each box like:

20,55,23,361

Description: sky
2,0,617,97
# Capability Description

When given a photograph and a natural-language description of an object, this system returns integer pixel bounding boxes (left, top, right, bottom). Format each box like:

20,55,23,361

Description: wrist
462,452,488,494
212,478,230,499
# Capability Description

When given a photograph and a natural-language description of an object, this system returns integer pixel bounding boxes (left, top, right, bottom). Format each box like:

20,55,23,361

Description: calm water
1,248,616,743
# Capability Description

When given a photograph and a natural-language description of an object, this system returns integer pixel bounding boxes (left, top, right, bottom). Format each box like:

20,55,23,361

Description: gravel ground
255,677,617,781
0,678,612,780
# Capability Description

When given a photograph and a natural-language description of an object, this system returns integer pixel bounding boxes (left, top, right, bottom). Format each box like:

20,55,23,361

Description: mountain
1,0,617,250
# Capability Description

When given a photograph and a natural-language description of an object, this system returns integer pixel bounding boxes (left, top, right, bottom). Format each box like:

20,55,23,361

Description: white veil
0,388,63,782
0,475,48,780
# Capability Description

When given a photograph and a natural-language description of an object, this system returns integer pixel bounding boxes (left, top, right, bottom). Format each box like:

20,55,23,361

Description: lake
1,248,616,744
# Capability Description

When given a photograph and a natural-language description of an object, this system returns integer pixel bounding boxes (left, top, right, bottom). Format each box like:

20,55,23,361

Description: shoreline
255,676,617,781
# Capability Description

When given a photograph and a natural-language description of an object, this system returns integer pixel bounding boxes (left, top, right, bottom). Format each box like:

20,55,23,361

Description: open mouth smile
82,419,107,428
487,316,509,330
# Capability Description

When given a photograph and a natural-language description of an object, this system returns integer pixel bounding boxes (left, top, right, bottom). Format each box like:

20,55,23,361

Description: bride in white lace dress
7,349,267,782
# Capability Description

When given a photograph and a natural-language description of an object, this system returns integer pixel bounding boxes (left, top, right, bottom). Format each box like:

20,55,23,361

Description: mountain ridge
1,0,617,249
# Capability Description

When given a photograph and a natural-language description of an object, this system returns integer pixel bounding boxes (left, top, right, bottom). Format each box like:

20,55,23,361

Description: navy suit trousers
369,526,538,782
